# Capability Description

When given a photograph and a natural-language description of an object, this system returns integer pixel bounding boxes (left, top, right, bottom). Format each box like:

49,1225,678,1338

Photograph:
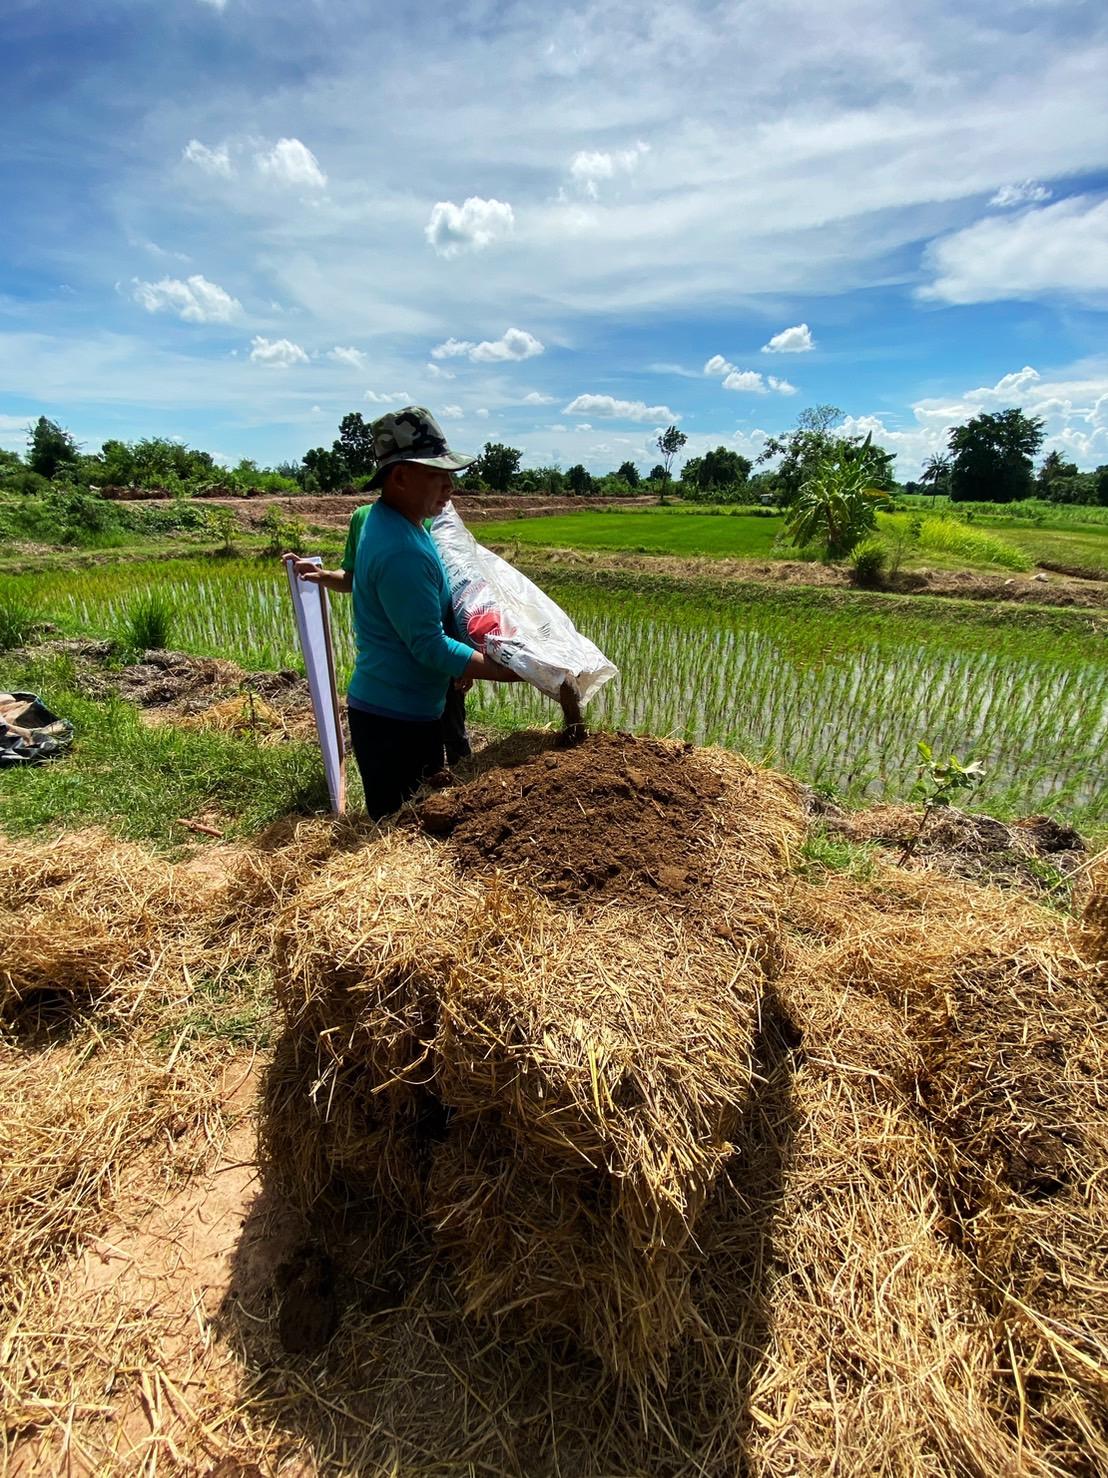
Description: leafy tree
947,409,1044,503
28,416,79,480
760,407,896,508
531,464,566,495
474,442,522,492
648,463,666,482
1041,471,1098,505
1096,465,1108,506
1037,449,1079,493
616,460,640,487
302,446,350,492
566,463,594,495
337,412,377,478
681,445,752,501
655,425,687,486
785,435,890,559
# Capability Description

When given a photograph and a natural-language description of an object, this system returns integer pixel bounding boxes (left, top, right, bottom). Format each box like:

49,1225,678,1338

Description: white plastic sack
430,504,618,704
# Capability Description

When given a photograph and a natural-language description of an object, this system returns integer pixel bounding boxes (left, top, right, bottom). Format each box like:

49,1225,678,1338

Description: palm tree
919,454,951,508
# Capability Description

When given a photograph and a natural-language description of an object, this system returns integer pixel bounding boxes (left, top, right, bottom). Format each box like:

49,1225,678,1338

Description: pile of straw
1,747,1105,1473
264,763,787,1375
0,829,230,1020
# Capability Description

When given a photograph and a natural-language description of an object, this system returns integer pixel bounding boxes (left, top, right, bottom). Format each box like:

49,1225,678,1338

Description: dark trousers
348,707,445,820
442,684,470,765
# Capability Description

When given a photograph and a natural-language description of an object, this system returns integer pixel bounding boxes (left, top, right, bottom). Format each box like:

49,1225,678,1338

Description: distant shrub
259,507,306,556
0,468,53,497
850,541,887,587
205,506,240,555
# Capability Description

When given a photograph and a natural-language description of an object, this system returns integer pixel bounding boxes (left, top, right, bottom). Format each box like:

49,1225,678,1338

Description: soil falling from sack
426,733,724,907
556,681,587,746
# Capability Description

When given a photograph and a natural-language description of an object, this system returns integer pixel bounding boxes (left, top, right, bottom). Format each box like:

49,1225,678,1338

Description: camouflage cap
367,406,474,488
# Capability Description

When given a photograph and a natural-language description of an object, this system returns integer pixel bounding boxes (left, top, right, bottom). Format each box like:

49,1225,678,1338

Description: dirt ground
421,731,727,908
145,491,662,529
513,548,1108,608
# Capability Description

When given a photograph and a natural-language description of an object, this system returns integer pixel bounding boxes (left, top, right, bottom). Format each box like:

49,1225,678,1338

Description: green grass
797,824,879,882
476,504,1108,575
882,515,1033,571
987,526,1108,577
0,653,329,846
478,510,785,558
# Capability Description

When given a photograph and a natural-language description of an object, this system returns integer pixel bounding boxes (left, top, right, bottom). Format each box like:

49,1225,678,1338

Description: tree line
3,406,1106,507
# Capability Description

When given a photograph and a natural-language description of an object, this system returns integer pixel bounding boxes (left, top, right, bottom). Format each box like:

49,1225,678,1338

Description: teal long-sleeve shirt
348,500,472,720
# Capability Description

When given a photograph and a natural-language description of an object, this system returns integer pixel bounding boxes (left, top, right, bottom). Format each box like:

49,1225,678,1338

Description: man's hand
283,554,323,581
282,556,353,593
452,675,475,694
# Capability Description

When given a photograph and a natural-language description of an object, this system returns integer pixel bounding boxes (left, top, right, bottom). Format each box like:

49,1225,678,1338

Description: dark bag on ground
0,692,74,765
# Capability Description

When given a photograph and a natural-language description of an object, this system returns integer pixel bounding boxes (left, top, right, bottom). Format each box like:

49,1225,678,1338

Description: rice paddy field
478,503,1108,575
6,556,1106,831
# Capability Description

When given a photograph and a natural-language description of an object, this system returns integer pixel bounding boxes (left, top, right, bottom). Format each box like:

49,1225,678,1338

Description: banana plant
786,433,890,559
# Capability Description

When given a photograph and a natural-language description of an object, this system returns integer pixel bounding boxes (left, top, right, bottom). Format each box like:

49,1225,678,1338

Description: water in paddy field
57,570,1106,822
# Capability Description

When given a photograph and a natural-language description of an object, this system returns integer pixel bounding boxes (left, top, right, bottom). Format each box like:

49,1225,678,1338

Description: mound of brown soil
422,732,725,906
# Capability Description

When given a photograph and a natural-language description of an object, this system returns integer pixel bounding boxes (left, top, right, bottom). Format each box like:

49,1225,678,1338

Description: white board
284,557,346,814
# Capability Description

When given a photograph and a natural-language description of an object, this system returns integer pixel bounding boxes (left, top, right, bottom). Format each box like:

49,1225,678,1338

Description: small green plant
799,824,878,881
124,591,176,653
205,505,239,555
0,592,38,651
849,540,886,588
259,506,306,557
899,741,986,863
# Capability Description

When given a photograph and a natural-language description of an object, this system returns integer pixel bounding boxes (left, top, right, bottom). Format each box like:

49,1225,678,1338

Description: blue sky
2,0,1107,478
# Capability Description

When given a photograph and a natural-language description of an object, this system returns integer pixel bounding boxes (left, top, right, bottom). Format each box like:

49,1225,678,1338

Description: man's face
399,462,456,519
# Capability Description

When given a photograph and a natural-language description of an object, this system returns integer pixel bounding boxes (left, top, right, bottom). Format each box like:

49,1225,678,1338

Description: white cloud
329,345,366,369
704,354,734,376
569,142,648,199
768,376,797,394
831,363,1108,478
425,197,514,257
132,274,240,323
574,422,593,431
722,369,766,393
990,180,1052,209
441,405,464,418
475,408,489,418
470,327,544,363
363,390,410,404
0,413,30,451
249,336,309,367
426,362,455,379
921,196,1108,305
431,328,544,363
563,394,679,422
522,390,555,404
762,323,814,353
255,138,327,190
431,337,475,360
197,0,228,9
182,139,232,178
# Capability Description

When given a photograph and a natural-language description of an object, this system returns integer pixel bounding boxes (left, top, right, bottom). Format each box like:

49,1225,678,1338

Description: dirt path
141,491,663,530
505,547,1108,608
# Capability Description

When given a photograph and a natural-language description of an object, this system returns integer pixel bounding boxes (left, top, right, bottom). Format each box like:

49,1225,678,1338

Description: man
289,407,516,819
286,487,471,765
